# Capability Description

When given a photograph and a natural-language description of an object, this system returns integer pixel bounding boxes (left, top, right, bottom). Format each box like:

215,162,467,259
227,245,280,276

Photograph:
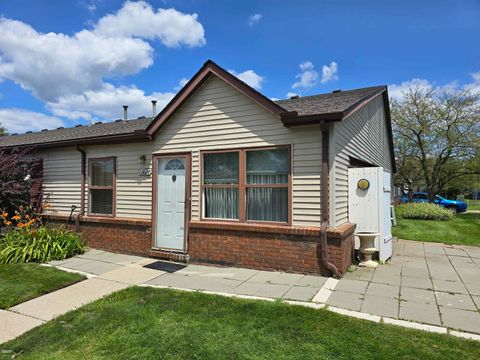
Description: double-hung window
89,157,116,216
202,146,290,224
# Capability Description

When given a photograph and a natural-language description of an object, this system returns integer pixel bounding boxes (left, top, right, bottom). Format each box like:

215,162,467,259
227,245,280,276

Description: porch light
137,154,147,164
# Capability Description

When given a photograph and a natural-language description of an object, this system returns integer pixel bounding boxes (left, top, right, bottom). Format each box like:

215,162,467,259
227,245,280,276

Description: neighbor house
0,60,395,276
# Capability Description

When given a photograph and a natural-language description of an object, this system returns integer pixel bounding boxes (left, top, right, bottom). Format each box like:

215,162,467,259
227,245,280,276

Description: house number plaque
138,168,152,176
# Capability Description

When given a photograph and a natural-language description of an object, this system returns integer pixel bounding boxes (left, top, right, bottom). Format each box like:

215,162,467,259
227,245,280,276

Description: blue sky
0,0,479,133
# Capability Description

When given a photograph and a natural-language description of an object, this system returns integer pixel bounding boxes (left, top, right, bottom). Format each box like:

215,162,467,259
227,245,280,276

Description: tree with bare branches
391,87,480,201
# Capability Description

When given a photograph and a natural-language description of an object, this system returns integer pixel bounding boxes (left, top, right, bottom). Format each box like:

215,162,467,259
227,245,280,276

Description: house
0,60,395,276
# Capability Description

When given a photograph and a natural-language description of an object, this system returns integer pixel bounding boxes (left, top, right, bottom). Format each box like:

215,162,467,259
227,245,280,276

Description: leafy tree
391,87,480,201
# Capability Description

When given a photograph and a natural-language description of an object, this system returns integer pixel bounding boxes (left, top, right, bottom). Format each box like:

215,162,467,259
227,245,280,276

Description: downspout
75,145,86,231
320,124,340,278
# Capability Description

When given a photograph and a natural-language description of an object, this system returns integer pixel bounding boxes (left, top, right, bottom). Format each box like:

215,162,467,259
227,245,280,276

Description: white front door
155,157,186,250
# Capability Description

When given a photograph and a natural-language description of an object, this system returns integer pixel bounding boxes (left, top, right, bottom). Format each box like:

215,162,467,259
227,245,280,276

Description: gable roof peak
146,59,286,136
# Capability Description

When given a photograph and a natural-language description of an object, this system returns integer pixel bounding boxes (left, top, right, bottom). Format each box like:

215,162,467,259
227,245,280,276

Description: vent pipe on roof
151,100,157,117
332,89,341,93
123,105,128,121
290,95,299,99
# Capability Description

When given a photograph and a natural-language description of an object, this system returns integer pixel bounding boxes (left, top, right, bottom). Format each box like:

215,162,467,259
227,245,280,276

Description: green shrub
0,226,85,264
396,203,455,221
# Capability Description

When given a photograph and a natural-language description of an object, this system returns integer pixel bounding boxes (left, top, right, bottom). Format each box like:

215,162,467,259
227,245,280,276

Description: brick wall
47,216,152,257
47,216,354,276
325,224,355,274
188,221,355,276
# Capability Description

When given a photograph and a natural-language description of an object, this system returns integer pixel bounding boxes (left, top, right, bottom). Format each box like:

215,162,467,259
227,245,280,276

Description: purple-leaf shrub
0,147,38,215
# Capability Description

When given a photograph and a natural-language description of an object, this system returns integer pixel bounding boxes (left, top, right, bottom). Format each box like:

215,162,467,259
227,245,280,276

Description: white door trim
152,153,191,252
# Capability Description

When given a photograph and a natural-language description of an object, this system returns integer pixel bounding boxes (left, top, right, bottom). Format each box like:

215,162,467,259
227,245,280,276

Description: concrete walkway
2,239,480,344
333,239,480,334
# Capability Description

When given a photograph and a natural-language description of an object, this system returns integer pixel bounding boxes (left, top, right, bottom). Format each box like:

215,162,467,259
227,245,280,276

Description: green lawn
393,212,480,247
2,287,479,359
466,199,480,211
0,263,85,309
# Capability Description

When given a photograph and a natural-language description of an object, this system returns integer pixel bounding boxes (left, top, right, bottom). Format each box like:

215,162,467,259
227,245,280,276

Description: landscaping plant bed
2,287,479,359
0,263,85,309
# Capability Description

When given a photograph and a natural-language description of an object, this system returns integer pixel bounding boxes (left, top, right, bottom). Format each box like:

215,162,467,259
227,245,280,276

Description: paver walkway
332,239,480,334
1,239,480,344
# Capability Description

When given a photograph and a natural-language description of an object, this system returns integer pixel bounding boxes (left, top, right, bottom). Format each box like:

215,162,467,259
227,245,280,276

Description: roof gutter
320,124,340,278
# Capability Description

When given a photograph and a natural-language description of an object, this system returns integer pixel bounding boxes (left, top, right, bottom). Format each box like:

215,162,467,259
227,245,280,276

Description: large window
89,157,116,216
202,146,290,223
203,151,239,220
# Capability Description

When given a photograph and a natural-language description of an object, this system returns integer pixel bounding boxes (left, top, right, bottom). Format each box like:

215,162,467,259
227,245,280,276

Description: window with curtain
203,152,239,219
89,158,115,216
246,148,289,222
202,147,290,223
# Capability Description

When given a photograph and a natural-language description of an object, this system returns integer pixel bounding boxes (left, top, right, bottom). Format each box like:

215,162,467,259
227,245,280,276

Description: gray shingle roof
0,85,386,149
0,117,152,148
275,86,386,116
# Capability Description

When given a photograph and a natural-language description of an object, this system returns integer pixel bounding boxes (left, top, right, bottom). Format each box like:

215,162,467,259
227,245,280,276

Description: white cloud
464,71,480,93
321,61,338,83
248,14,262,26
291,60,339,89
94,1,206,47
389,72,480,101
229,69,264,90
47,83,174,121
0,19,153,101
85,1,97,13
0,1,205,102
286,92,298,98
388,78,433,100
0,108,64,133
292,61,318,89
174,77,189,91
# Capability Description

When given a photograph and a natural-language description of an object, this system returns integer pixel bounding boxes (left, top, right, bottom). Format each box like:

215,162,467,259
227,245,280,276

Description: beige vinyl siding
332,95,392,226
38,75,324,226
152,75,323,227
39,147,82,216
84,143,153,219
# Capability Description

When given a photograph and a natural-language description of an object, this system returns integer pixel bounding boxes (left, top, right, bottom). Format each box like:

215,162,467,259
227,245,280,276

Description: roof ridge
275,85,386,103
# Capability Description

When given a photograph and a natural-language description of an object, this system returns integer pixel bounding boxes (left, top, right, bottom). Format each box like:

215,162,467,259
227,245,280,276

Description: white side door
348,167,381,250
155,157,186,250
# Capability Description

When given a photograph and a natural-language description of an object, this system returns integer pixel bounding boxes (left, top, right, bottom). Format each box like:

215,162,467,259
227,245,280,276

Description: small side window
89,158,115,216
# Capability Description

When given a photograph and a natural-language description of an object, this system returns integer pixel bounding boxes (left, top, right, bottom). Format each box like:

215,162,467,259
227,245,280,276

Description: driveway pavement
2,239,480,344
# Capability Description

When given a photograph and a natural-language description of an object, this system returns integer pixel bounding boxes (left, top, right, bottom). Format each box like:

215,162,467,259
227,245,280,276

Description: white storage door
348,167,392,261
348,167,381,250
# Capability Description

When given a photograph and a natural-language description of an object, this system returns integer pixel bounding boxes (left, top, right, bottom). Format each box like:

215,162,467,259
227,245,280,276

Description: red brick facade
188,221,355,276
47,216,152,257
46,216,355,276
